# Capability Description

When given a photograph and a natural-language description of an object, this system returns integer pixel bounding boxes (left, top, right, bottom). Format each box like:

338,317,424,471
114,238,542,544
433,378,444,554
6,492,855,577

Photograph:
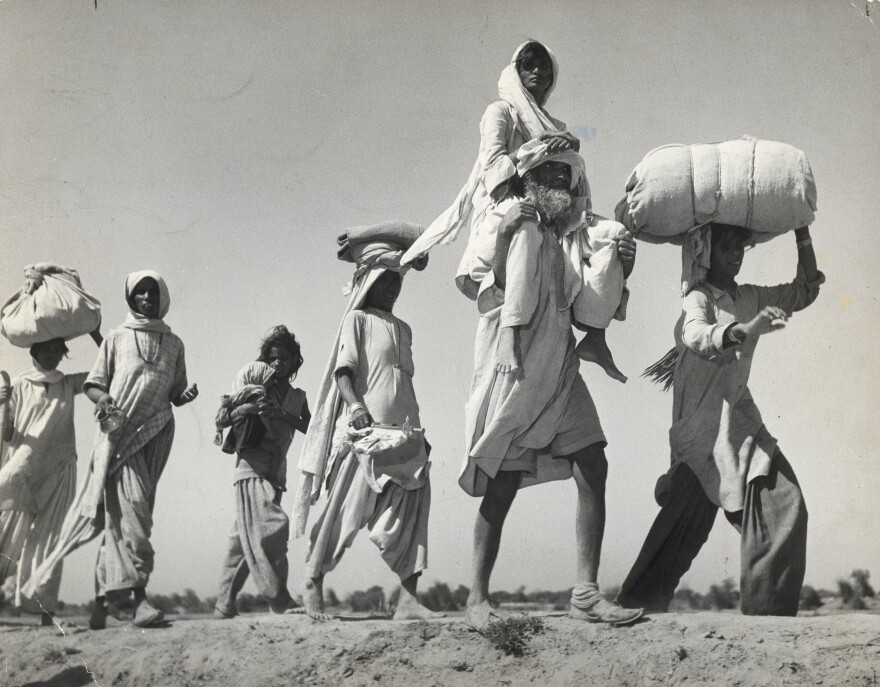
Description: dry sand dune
2,609,879,687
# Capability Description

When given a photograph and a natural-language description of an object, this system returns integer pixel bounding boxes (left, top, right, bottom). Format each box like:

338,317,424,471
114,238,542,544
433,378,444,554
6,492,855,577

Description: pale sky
1,1,878,604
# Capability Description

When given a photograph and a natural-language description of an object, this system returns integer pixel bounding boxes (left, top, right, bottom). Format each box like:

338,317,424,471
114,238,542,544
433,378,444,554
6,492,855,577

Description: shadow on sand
23,665,95,687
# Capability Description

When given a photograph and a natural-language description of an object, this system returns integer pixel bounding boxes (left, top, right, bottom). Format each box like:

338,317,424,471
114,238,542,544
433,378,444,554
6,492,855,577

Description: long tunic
459,215,607,497
0,372,86,513
670,272,823,511
0,370,86,610
331,307,428,491
231,385,308,492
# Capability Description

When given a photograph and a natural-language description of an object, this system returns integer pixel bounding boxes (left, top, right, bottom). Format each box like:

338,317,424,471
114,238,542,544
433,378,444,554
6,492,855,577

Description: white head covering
515,138,588,194
293,222,423,536
122,270,172,333
400,41,568,265
497,41,562,135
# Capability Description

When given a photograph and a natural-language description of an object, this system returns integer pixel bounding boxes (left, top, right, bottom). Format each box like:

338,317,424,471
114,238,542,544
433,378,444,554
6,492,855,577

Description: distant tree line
0,569,875,616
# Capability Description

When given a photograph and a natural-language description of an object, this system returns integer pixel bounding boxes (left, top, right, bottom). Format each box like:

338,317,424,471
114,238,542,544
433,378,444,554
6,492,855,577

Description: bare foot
575,328,627,383
132,599,164,628
393,590,445,620
464,601,498,632
495,327,520,374
302,578,334,622
89,600,107,631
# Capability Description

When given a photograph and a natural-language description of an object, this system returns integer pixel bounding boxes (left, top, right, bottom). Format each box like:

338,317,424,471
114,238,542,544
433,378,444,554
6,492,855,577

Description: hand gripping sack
1,264,102,347
615,138,817,244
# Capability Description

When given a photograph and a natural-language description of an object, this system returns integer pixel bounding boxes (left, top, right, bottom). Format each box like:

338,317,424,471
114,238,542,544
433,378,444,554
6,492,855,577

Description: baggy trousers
618,451,807,616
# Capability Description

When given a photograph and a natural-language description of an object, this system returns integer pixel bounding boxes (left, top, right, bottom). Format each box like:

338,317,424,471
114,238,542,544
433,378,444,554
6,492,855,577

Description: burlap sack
615,138,816,244
1,264,101,347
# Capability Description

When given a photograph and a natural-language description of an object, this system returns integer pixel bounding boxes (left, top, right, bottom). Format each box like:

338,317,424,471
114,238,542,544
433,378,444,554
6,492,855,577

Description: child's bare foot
495,327,520,374
393,589,445,621
302,578,334,622
575,327,627,383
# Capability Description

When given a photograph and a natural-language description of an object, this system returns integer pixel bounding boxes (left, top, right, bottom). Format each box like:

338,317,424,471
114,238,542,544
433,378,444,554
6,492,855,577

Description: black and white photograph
0,2,878,685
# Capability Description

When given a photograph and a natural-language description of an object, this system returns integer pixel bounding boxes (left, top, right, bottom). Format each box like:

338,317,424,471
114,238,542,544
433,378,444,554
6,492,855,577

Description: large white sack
1,264,101,347
615,138,817,244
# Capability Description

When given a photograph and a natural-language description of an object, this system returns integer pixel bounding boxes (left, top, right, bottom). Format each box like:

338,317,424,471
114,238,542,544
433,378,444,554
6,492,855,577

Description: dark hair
30,337,69,359
710,223,754,247
515,41,553,84
258,325,303,375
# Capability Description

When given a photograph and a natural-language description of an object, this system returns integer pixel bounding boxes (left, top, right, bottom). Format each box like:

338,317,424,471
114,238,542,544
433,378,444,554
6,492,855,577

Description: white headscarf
400,41,567,265
122,270,172,334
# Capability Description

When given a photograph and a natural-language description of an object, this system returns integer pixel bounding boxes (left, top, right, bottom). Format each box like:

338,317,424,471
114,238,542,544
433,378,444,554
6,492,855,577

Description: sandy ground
1,610,879,687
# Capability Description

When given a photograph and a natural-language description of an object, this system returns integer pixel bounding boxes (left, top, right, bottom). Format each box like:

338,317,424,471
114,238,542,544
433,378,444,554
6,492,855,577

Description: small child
215,362,277,451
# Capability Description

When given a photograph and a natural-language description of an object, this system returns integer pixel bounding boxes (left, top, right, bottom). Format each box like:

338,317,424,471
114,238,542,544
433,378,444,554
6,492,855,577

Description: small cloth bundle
615,137,817,245
1,263,101,346
346,420,427,493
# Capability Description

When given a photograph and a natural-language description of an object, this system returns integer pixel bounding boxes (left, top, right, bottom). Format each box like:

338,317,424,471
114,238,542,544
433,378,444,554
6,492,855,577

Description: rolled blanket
337,221,425,263
615,137,816,244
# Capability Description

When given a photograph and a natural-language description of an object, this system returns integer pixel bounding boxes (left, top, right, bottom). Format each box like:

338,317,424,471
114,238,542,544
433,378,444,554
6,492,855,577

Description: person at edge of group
0,334,98,626
401,40,629,382
293,221,443,622
23,271,198,630
213,327,311,618
617,223,823,616
458,141,643,631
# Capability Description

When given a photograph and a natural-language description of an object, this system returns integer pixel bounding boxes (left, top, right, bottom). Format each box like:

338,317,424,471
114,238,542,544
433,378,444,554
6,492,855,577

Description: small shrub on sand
482,615,546,657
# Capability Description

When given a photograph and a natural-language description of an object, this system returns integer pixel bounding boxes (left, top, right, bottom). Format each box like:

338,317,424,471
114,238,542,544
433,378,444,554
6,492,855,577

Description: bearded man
457,140,643,630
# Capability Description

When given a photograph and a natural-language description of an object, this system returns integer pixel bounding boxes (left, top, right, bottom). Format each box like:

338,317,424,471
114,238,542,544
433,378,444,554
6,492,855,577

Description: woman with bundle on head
213,326,310,618
294,221,442,621
402,40,628,381
0,338,93,626
24,271,198,629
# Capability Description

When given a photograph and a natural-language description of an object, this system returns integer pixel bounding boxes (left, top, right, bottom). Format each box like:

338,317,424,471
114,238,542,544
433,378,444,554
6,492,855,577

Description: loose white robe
0,370,86,611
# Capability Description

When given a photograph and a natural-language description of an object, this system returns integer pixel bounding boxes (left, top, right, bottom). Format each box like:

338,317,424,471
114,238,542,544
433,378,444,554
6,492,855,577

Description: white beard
523,177,575,228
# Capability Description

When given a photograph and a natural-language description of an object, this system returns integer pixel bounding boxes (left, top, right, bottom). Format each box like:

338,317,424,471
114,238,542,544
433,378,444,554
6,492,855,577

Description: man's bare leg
568,444,642,625
465,470,520,630
394,573,446,620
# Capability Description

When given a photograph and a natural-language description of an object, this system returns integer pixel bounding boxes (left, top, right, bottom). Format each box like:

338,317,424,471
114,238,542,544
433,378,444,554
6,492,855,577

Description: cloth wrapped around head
515,138,589,196
293,221,425,537
123,270,172,333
